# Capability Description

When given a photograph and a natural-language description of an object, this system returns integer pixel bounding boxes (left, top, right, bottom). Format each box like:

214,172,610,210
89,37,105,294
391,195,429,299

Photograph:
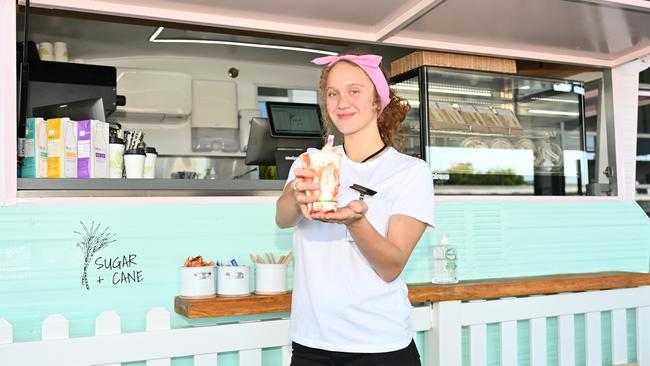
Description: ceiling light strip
530,97,580,104
428,87,491,97
149,27,338,56
392,84,492,97
149,26,164,42
528,109,580,117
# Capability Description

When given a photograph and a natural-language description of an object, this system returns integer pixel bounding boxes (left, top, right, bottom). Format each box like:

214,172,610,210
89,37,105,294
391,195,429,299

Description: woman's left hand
310,200,368,226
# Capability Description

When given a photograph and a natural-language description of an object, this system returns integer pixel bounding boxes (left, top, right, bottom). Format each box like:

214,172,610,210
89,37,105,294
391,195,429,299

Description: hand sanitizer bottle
432,234,458,284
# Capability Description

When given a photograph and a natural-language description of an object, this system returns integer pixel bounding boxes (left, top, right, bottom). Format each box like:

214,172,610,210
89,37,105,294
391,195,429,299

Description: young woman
275,52,435,366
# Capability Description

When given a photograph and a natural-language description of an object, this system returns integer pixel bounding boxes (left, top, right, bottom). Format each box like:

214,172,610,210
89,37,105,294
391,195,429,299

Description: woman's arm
275,183,302,228
312,201,427,282
275,168,319,228
349,213,426,282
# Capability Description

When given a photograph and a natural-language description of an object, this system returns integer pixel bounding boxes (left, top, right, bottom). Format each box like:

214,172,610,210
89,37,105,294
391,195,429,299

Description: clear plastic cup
300,148,342,214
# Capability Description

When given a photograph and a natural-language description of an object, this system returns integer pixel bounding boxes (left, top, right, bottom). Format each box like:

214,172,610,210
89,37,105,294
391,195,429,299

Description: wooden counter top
175,271,650,318
175,292,292,318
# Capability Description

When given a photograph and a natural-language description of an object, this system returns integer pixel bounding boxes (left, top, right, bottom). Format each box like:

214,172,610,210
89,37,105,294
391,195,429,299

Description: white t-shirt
286,146,435,353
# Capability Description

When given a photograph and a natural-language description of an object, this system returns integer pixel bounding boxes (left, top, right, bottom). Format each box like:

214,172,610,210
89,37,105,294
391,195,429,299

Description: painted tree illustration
74,221,116,290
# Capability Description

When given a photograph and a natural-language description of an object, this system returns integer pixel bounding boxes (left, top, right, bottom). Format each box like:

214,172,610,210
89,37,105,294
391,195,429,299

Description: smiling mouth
337,112,356,120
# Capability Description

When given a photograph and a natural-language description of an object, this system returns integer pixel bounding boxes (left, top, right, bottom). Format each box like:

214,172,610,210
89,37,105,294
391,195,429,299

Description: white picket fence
1,286,649,366
428,286,650,366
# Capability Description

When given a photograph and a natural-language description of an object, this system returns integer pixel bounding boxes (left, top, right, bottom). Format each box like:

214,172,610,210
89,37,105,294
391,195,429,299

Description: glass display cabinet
391,66,587,195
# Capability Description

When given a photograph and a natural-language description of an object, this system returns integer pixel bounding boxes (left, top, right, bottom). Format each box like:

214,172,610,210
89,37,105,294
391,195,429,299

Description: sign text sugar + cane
95,253,143,285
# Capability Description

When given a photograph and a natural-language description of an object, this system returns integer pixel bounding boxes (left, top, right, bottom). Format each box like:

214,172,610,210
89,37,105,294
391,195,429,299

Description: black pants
289,340,421,366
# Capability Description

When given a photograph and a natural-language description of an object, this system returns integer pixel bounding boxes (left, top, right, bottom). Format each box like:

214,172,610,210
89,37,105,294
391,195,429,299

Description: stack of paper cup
54,42,68,62
37,42,53,61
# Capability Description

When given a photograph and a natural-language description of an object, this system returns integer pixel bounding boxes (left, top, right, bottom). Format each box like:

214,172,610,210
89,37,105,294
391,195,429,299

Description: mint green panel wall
411,201,650,281
0,200,648,365
0,203,291,342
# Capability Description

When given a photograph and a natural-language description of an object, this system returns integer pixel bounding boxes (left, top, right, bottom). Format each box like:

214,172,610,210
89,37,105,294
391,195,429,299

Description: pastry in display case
391,65,587,196
514,138,535,150
488,137,514,149
460,136,489,149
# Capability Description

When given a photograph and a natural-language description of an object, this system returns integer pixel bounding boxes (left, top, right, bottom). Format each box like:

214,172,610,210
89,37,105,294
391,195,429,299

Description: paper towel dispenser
112,68,191,122
192,80,238,129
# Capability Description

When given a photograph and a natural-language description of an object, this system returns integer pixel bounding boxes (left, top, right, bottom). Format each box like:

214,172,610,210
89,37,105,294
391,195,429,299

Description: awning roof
22,0,650,67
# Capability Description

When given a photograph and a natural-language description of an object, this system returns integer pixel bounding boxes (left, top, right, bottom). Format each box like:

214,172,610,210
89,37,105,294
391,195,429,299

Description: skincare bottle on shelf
432,234,458,284
21,117,47,178
47,118,77,178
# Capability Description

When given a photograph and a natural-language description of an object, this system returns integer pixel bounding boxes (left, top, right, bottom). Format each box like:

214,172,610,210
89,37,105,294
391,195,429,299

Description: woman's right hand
291,168,320,219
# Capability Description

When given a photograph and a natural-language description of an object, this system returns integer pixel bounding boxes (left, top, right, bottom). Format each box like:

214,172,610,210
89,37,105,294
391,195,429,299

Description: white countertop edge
15,194,624,206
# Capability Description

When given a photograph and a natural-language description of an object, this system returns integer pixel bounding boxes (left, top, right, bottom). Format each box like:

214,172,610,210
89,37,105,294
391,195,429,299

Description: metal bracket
586,183,612,196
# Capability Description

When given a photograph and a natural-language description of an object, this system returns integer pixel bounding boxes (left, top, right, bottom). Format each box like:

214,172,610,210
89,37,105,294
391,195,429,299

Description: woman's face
325,61,379,136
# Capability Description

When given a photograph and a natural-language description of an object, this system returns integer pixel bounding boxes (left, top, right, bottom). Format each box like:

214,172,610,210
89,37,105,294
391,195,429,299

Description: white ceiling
17,14,413,66
20,0,650,67
111,0,405,29
402,0,650,57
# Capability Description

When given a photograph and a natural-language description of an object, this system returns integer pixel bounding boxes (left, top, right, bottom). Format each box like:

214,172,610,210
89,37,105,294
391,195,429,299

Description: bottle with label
432,234,458,284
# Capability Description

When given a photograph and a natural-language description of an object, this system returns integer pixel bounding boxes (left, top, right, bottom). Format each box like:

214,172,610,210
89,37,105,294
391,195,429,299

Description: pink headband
311,54,390,112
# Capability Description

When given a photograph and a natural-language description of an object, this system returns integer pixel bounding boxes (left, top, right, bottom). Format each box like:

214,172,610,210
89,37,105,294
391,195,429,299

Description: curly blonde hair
317,54,411,149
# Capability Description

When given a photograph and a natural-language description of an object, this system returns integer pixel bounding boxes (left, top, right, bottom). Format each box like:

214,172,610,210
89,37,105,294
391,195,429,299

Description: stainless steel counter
17,178,285,197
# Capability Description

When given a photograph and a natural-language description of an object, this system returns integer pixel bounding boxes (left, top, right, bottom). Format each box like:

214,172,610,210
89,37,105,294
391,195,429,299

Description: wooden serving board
175,272,650,318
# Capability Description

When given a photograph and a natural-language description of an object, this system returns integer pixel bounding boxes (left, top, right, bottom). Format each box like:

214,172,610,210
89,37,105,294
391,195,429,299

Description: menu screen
267,102,323,137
